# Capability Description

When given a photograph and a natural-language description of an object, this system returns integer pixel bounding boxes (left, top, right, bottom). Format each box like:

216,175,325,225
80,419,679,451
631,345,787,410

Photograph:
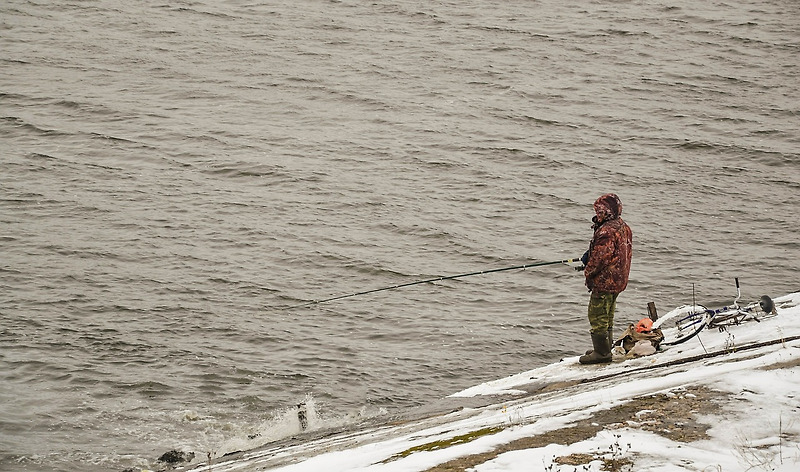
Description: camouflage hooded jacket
584,194,633,294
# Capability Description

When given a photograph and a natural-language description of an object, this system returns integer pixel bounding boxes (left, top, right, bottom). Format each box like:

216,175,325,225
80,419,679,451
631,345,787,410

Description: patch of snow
182,293,800,472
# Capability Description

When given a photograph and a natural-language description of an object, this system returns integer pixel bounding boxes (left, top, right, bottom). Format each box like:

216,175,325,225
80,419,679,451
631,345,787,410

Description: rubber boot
586,328,614,355
579,332,612,364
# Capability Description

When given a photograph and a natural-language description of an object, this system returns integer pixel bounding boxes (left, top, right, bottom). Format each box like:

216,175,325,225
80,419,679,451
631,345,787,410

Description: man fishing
579,193,633,365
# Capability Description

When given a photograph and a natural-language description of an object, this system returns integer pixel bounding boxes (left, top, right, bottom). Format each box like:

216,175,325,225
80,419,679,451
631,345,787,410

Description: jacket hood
593,193,623,222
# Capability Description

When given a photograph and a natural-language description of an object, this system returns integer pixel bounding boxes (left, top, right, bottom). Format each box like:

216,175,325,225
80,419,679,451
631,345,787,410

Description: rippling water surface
1,1,798,470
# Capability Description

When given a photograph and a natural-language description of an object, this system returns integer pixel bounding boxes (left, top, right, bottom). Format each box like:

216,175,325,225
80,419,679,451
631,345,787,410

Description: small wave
161,5,237,20
1,116,68,136
674,140,794,166
209,394,325,459
0,58,30,65
600,29,656,37
89,132,136,143
115,380,174,397
204,163,293,181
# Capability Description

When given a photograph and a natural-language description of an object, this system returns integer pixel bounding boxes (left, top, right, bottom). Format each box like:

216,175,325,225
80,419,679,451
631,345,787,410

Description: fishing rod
288,257,581,309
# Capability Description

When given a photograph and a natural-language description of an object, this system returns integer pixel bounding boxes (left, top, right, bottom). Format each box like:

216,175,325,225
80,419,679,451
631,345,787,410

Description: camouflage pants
587,292,618,335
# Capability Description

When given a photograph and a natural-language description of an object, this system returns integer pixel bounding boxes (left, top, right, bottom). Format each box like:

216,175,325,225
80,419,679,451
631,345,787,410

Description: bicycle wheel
652,305,711,345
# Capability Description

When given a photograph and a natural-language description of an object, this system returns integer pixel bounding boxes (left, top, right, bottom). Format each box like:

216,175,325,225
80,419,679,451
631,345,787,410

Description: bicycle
651,278,777,346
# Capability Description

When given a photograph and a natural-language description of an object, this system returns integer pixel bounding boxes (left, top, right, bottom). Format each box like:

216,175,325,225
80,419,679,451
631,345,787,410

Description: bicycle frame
652,278,775,346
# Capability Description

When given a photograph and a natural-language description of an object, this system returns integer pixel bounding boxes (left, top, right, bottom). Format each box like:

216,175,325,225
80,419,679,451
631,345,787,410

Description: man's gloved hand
575,250,589,271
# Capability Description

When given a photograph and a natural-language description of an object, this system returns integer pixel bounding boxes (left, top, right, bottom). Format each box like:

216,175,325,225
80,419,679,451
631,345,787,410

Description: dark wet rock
297,402,308,430
157,449,195,465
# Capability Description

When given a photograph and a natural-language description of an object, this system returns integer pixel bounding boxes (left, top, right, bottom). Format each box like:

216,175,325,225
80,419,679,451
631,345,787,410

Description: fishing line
286,257,581,309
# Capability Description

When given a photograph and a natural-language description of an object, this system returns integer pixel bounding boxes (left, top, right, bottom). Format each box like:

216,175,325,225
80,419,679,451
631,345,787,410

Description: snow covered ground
178,292,800,472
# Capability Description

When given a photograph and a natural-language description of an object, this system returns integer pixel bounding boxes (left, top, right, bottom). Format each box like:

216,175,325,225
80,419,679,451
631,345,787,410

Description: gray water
1,0,798,470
